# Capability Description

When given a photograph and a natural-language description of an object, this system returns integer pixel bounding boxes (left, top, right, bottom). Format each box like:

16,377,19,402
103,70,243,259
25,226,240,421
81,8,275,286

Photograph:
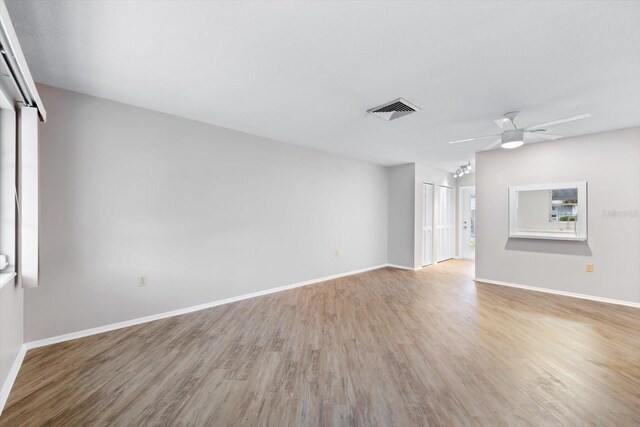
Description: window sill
0,272,17,289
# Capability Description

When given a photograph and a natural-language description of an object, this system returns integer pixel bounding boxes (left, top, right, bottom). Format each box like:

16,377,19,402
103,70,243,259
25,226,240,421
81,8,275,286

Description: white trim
0,263,434,413
0,263,412,411
387,263,420,271
6,264,413,414
0,2,46,120
508,181,587,241
25,264,399,350
9,268,634,415
0,344,26,415
0,272,16,289
475,277,640,308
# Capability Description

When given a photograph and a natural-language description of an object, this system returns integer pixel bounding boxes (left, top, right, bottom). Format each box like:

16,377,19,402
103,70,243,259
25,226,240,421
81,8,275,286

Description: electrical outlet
335,250,341,257
139,276,147,286
585,264,593,273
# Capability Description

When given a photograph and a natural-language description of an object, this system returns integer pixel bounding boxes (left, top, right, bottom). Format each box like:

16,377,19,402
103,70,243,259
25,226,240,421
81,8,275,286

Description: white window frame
509,181,588,241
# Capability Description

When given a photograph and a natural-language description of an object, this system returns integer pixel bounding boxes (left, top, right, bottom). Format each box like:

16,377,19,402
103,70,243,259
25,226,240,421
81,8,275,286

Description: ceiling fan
448,111,591,150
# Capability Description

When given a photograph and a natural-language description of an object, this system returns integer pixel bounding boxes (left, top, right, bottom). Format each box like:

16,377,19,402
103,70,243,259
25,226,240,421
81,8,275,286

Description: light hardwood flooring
2,260,639,426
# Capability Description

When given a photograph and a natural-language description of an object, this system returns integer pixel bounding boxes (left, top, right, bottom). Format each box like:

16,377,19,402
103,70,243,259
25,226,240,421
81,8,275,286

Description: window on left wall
0,2,46,288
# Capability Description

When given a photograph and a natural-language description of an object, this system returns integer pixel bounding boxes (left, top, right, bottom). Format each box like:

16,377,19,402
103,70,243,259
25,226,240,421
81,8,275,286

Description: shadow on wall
505,239,593,256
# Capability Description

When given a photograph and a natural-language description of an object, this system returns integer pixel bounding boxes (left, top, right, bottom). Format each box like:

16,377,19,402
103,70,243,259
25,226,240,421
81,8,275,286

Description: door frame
458,185,475,260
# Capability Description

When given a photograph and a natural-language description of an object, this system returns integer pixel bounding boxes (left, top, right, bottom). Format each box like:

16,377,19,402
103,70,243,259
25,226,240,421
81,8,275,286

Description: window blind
16,105,38,287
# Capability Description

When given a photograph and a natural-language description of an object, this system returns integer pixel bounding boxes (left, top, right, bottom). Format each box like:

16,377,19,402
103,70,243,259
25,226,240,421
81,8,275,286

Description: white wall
476,127,640,303
455,172,475,188
26,85,389,341
387,164,415,268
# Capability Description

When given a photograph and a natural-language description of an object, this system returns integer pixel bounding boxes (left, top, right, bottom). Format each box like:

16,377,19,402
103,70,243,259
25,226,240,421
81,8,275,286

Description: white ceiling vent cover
367,98,420,121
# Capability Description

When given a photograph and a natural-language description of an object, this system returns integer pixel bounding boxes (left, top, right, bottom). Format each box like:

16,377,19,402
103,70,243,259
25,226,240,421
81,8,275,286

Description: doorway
459,186,476,260
422,183,434,266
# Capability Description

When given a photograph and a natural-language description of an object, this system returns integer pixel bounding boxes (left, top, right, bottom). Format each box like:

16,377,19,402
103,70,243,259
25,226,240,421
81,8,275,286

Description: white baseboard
0,344,26,415
25,264,395,351
474,277,640,308
5,264,406,415
386,264,419,271
0,262,478,415
0,263,416,413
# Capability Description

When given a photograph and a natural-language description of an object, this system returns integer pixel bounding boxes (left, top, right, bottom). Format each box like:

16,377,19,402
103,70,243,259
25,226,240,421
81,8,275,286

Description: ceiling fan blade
494,117,516,131
524,113,591,130
481,138,503,151
528,132,562,140
448,134,500,144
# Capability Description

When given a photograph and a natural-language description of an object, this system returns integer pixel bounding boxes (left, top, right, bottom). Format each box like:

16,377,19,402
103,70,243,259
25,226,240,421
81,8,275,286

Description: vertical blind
17,106,38,287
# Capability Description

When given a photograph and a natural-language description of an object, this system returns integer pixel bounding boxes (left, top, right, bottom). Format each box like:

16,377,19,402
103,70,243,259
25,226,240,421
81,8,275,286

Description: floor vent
367,98,420,121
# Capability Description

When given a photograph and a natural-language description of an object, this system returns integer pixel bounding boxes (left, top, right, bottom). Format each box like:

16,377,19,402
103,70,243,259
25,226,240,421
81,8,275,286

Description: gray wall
476,127,640,303
26,85,389,341
387,164,415,268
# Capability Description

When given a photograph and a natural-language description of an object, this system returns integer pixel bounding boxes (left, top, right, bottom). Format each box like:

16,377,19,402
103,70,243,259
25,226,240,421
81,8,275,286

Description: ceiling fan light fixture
500,129,524,149
501,140,524,149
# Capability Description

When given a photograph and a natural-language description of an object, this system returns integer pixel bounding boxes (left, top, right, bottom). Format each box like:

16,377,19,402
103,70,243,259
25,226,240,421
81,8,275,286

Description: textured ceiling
6,0,640,170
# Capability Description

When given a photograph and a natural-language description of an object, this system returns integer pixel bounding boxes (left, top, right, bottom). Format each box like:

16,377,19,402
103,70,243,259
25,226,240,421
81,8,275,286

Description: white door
422,183,434,266
437,186,455,262
460,187,476,260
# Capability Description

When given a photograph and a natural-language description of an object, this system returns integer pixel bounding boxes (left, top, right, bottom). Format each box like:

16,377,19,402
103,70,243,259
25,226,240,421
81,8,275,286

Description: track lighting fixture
454,161,472,178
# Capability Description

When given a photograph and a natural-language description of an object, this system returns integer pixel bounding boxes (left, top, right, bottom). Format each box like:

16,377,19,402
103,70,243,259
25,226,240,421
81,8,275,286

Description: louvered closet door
437,186,454,262
422,183,434,266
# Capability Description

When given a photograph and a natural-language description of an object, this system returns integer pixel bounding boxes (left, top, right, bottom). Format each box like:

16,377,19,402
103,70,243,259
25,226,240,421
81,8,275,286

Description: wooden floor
2,261,639,426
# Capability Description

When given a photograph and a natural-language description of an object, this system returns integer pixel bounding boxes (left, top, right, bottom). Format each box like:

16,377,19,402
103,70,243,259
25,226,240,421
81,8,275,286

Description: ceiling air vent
367,98,420,121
